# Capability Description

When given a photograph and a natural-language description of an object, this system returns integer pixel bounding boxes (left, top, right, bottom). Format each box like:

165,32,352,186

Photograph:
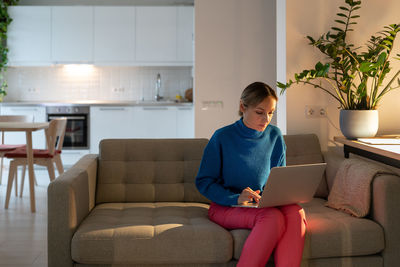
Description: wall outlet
27,87,38,93
305,105,326,118
112,87,125,93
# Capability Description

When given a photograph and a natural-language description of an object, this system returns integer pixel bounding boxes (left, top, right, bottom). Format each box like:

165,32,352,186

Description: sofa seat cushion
71,202,232,265
230,198,384,260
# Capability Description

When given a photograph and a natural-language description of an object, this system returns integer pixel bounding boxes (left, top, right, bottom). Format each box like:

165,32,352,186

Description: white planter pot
339,110,379,139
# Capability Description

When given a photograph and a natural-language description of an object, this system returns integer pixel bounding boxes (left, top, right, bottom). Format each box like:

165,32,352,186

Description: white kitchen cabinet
52,7,94,63
90,106,137,154
0,106,47,149
176,106,194,138
94,7,135,64
60,150,89,167
135,6,194,65
177,6,194,62
134,106,178,138
90,105,194,153
7,6,52,66
135,7,177,63
7,5,193,66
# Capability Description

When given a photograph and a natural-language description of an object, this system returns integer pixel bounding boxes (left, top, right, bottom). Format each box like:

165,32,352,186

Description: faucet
155,73,163,101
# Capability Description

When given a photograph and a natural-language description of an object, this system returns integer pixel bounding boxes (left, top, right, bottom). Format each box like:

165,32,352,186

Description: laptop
232,163,327,208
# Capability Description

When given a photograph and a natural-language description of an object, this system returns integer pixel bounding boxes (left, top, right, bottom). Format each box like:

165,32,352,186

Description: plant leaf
315,62,324,71
359,62,374,72
376,52,387,66
331,27,344,32
335,20,346,25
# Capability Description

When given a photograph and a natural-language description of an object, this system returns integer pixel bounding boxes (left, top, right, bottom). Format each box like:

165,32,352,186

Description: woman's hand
238,187,261,205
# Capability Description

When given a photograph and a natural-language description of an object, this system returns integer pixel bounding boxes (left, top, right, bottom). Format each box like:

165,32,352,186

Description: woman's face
240,96,276,132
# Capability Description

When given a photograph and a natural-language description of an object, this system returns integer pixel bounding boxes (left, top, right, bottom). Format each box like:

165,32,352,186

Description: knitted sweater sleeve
276,134,287,167
195,133,240,206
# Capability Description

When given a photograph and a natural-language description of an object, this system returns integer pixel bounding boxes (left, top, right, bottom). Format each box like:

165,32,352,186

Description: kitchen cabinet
0,106,47,149
135,6,193,65
176,106,194,138
135,7,177,63
8,5,193,66
90,106,137,154
177,6,194,62
90,105,194,153
133,106,178,138
52,7,94,63
94,7,135,64
60,150,89,167
7,6,52,66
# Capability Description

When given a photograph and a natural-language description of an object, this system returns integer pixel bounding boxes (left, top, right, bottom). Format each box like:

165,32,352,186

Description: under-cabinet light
62,64,95,77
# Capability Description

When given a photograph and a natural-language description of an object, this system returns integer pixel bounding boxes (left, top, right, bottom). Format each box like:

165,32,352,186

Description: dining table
0,121,49,212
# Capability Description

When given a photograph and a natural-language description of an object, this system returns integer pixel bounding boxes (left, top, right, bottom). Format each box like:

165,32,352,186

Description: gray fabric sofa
48,135,400,267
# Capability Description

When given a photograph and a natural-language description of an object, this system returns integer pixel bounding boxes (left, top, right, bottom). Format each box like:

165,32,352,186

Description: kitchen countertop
0,100,193,107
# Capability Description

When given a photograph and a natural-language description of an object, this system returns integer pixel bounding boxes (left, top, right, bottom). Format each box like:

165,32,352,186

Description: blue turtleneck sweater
195,118,286,206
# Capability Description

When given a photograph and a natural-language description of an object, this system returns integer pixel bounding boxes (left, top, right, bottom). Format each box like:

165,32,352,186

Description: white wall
194,0,283,138
286,0,400,150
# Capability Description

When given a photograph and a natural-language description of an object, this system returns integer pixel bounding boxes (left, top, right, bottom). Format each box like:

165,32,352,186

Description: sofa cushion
96,139,210,204
302,198,384,258
284,134,329,198
230,198,384,260
71,202,232,265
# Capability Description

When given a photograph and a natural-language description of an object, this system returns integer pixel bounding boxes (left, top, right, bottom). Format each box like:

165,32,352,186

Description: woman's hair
239,82,277,116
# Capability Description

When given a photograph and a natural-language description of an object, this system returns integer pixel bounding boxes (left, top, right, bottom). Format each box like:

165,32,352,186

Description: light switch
201,100,223,110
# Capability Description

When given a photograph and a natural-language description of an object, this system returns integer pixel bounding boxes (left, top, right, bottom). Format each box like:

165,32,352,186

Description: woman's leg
208,203,286,267
274,204,307,267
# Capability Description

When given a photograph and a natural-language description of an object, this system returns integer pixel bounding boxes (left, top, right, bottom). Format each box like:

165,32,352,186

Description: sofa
48,134,400,267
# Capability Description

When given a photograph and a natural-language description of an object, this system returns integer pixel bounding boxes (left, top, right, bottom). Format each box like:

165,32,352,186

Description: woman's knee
255,208,285,231
280,204,305,217
280,204,307,229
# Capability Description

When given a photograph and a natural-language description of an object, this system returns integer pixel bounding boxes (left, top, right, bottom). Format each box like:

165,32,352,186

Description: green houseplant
0,0,19,101
277,0,400,138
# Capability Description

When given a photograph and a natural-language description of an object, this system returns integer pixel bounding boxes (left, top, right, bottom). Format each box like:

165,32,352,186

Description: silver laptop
232,163,327,208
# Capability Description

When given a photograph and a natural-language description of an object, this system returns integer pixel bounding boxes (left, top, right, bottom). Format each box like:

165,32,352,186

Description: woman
196,82,306,267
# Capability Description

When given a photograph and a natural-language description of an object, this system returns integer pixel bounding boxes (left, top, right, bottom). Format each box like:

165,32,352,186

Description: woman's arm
271,130,287,167
195,134,241,206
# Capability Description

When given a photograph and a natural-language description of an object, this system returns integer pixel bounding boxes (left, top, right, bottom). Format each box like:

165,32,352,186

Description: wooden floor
0,169,49,267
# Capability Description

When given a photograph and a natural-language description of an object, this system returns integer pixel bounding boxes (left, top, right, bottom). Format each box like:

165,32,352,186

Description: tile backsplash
4,66,193,102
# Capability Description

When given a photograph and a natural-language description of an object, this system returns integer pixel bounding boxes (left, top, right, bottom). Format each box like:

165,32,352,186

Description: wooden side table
334,136,400,168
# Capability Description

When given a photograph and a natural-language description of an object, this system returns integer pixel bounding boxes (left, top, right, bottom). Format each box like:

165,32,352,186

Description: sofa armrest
322,150,346,192
371,174,400,267
324,149,400,266
48,154,98,267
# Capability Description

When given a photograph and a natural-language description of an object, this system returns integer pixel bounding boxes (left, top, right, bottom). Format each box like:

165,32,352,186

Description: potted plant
277,0,400,139
0,0,19,101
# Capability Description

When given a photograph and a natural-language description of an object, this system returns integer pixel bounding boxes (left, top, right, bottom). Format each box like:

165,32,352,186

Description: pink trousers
208,202,306,267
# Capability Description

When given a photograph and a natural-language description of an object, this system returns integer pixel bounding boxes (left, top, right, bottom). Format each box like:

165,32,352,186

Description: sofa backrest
284,134,329,198
96,138,210,204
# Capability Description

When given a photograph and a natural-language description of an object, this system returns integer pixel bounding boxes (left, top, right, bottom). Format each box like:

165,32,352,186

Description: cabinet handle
142,107,168,111
10,108,38,112
49,116,86,120
62,151,83,155
99,107,126,111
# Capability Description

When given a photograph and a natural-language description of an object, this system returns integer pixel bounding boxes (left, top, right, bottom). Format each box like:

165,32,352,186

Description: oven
46,106,90,150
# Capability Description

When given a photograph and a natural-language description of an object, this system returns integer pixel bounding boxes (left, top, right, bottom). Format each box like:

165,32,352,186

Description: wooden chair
0,115,34,195
4,118,67,209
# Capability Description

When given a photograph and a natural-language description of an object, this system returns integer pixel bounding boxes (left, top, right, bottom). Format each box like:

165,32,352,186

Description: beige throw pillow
326,158,394,217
